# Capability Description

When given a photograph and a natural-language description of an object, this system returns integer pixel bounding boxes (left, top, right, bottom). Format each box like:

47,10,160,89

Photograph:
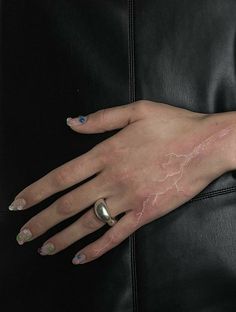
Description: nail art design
66,115,87,126
9,198,26,211
38,242,55,255
16,228,32,245
72,253,86,265
78,115,87,123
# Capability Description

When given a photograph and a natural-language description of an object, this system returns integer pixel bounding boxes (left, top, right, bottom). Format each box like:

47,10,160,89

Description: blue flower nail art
78,115,87,124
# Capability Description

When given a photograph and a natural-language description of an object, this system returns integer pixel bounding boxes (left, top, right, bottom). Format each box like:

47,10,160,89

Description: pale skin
9,100,236,264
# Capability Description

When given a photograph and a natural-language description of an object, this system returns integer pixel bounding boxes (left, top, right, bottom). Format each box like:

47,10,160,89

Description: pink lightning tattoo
134,125,233,227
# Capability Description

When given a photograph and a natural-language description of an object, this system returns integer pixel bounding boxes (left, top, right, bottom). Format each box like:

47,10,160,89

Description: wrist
201,111,236,173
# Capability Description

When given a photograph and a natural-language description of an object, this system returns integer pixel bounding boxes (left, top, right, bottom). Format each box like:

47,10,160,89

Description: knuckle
90,230,122,259
90,249,100,260
91,234,115,258
29,218,44,234
107,231,120,245
96,170,116,193
136,100,154,116
56,195,74,215
52,168,70,188
96,109,108,132
104,166,134,193
112,168,133,188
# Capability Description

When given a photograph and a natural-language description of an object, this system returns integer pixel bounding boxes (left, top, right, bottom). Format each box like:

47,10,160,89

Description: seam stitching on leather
189,185,236,202
128,0,138,311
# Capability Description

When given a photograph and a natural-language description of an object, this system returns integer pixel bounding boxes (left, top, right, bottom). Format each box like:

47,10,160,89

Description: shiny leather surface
1,1,236,311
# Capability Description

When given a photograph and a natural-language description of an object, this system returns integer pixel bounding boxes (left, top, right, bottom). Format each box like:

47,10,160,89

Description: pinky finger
71,212,137,265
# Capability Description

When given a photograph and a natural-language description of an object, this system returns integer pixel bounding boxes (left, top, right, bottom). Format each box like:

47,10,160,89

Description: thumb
66,100,144,133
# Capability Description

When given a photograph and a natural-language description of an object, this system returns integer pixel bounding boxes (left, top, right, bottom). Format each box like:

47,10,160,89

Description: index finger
8,147,104,211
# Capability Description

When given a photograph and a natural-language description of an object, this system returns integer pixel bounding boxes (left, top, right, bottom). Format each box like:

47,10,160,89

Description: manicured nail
16,228,32,245
9,198,26,211
72,253,86,265
66,115,87,126
38,242,55,255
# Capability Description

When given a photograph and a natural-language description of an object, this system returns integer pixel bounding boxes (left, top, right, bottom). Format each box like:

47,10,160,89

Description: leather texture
1,1,236,311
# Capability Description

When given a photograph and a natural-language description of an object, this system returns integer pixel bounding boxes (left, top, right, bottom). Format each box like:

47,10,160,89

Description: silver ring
93,198,117,226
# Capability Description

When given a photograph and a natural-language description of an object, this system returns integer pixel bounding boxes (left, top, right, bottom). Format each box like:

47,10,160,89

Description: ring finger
37,195,128,255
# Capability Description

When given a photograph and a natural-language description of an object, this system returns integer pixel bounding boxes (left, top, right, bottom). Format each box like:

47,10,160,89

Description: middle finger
37,195,127,256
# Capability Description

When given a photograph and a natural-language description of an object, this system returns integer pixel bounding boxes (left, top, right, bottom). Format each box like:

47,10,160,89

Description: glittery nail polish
16,228,32,245
72,253,86,265
9,198,26,211
38,242,55,255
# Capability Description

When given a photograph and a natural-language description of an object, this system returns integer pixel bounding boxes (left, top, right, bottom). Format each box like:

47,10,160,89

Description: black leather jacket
1,1,236,311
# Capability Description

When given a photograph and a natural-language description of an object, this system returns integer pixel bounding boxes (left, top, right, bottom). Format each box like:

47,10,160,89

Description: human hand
8,100,236,264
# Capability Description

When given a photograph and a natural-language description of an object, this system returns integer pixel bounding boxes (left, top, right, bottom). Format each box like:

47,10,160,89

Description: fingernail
38,242,55,255
9,198,26,211
72,253,86,265
66,115,87,126
16,228,32,245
